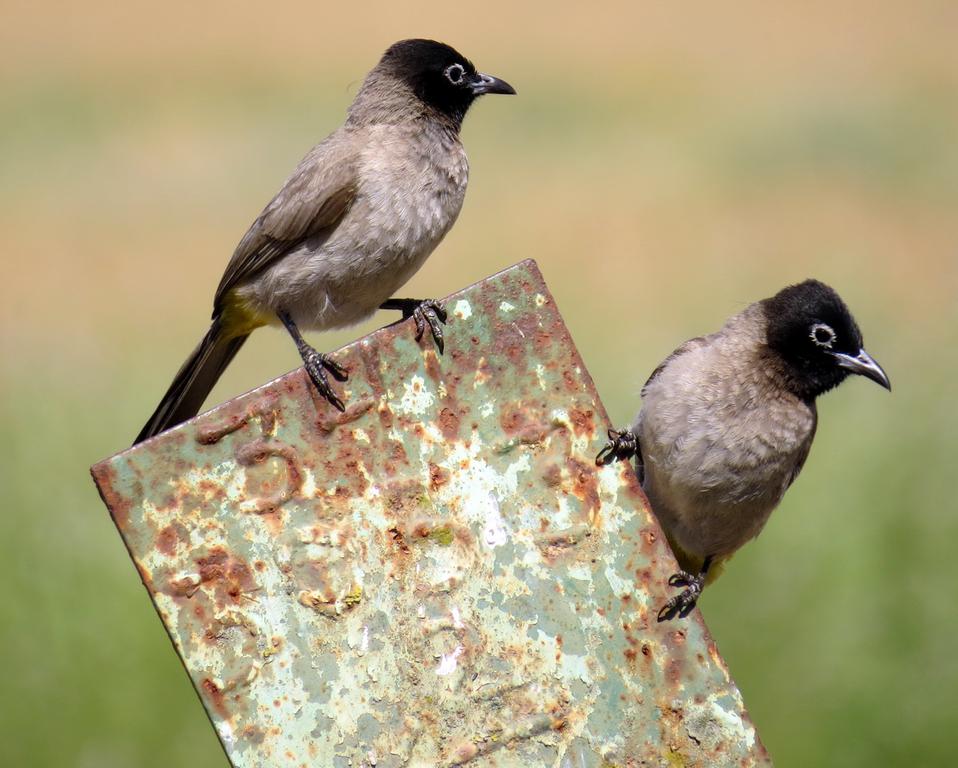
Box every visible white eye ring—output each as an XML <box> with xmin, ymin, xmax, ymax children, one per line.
<box><xmin>810</xmin><ymin>323</ymin><xmax>837</xmax><ymax>348</ymax></box>
<box><xmin>445</xmin><ymin>63</ymin><xmax>465</xmax><ymax>84</ymax></box>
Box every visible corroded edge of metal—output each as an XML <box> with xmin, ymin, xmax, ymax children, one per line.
<box><xmin>92</xmin><ymin>259</ymin><xmax>772</xmax><ymax>767</ymax></box>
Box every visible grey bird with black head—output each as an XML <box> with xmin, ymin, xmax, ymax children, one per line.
<box><xmin>596</xmin><ymin>279</ymin><xmax>890</xmax><ymax>621</ymax></box>
<box><xmin>135</xmin><ymin>39</ymin><xmax>515</xmax><ymax>445</ymax></box>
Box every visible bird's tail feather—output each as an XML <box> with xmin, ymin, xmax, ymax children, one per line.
<box><xmin>134</xmin><ymin>321</ymin><xmax>248</xmax><ymax>445</ymax></box>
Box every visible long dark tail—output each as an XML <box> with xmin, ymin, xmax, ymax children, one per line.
<box><xmin>134</xmin><ymin>320</ymin><xmax>248</xmax><ymax>445</ymax></box>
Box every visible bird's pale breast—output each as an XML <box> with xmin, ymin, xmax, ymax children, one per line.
<box><xmin>243</xmin><ymin>123</ymin><xmax>468</xmax><ymax>331</ymax></box>
<box><xmin>637</xmin><ymin>310</ymin><xmax>817</xmax><ymax>559</ymax></box>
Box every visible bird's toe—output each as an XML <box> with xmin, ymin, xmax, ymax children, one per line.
<box><xmin>595</xmin><ymin>428</ymin><xmax>638</xmax><ymax>466</ymax></box>
<box><xmin>304</xmin><ymin>354</ymin><xmax>346</xmax><ymax>412</ymax></box>
<box><xmin>320</xmin><ymin>353</ymin><xmax>349</xmax><ymax>382</ymax></box>
<box><xmin>412</xmin><ymin>299</ymin><xmax>447</xmax><ymax>354</ymax></box>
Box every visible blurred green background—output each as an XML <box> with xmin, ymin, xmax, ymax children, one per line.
<box><xmin>2</xmin><ymin>1</ymin><xmax>956</xmax><ymax>765</ymax></box>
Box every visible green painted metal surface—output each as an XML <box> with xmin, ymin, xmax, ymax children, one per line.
<box><xmin>92</xmin><ymin>260</ymin><xmax>771</xmax><ymax>767</ymax></box>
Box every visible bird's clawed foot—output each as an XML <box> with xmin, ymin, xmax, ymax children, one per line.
<box><xmin>279</xmin><ymin>310</ymin><xmax>348</xmax><ymax>412</ymax></box>
<box><xmin>595</xmin><ymin>428</ymin><xmax>638</xmax><ymax>466</ymax></box>
<box><xmin>657</xmin><ymin>555</ymin><xmax>713</xmax><ymax>622</ymax></box>
<box><xmin>302</xmin><ymin>350</ymin><xmax>348</xmax><ymax>412</ymax></box>
<box><xmin>657</xmin><ymin>571</ymin><xmax>705</xmax><ymax>622</ymax></box>
<box><xmin>381</xmin><ymin>298</ymin><xmax>448</xmax><ymax>354</ymax></box>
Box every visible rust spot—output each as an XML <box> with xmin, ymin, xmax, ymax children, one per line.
<box><xmin>168</xmin><ymin>575</ymin><xmax>200</xmax><ymax>598</ymax></box>
<box><xmin>635</xmin><ymin>566</ymin><xmax>654</xmax><ymax>588</ymax></box>
<box><xmin>473</xmin><ymin>355</ymin><xmax>493</xmax><ymax>385</ymax></box>
<box><xmin>314</xmin><ymin>397</ymin><xmax>374</xmax><ymax>434</ymax></box>
<box><xmin>201</xmin><ymin>678</ymin><xmax>229</xmax><ymax>719</ymax></box>
<box><xmin>388</xmin><ymin>527</ymin><xmax>410</xmax><ymax>553</ymax></box>
<box><xmin>428</xmin><ymin>463</ymin><xmax>450</xmax><ymax>491</ymax></box>
<box><xmin>198</xmin><ymin>479</ymin><xmax>224</xmax><ymax>500</ymax></box>
<box><xmin>384</xmin><ymin>480</ymin><xmax>429</xmax><ymax>516</ymax></box>
<box><xmin>499</xmin><ymin>408</ymin><xmax>524</xmax><ymax>434</ymax></box>
<box><xmin>91</xmin><ymin>464</ymin><xmax>132</xmax><ymax>530</ymax></box>
<box><xmin>566</xmin><ymin>457</ymin><xmax>601</xmax><ymax>522</ymax></box>
<box><xmin>540</xmin><ymin>462</ymin><xmax>563</xmax><ymax>487</ymax></box>
<box><xmin>423</xmin><ymin>349</ymin><xmax>442</xmax><ymax>381</ymax></box>
<box><xmin>327</xmin><ymin>442</ymin><xmax>369</xmax><ymax>497</ymax></box>
<box><xmin>196</xmin><ymin>549</ymin><xmax>256</xmax><ymax>605</ymax></box>
<box><xmin>533</xmin><ymin>327</ymin><xmax>552</xmax><ymax>352</ymax></box>
<box><xmin>454</xmin><ymin>526</ymin><xmax>473</xmax><ymax>547</ymax></box>
<box><xmin>376</xmin><ymin>402</ymin><xmax>394</xmax><ymax>430</ymax></box>
<box><xmin>438</xmin><ymin>407</ymin><xmax>461</xmax><ymax>440</ymax></box>
<box><xmin>389</xmin><ymin>440</ymin><xmax>407</xmax><ymax>467</ymax></box>
<box><xmin>503</xmin><ymin>338</ymin><xmax>524</xmax><ymax>366</ymax></box>
<box><xmin>666</xmin><ymin>658</ymin><xmax>683</xmax><ymax>687</ymax></box>
<box><xmin>568</xmin><ymin>406</ymin><xmax>594</xmax><ymax>437</ymax></box>
<box><xmin>516</xmin><ymin>423</ymin><xmax>551</xmax><ymax>445</ymax></box>
<box><xmin>226</xmin><ymin>561</ymin><xmax>254</xmax><ymax>600</ymax></box>
<box><xmin>198</xmin><ymin>549</ymin><xmax>229</xmax><ymax>583</ymax></box>
<box><xmin>156</xmin><ymin>525</ymin><xmax>179</xmax><ymax>556</ymax></box>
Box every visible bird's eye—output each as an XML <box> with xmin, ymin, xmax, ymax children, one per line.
<box><xmin>810</xmin><ymin>323</ymin><xmax>837</xmax><ymax>349</ymax></box>
<box><xmin>444</xmin><ymin>64</ymin><xmax>465</xmax><ymax>84</ymax></box>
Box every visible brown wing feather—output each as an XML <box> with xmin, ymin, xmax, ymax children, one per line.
<box><xmin>213</xmin><ymin>133</ymin><xmax>359</xmax><ymax>314</ymax></box>
<box><xmin>641</xmin><ymin>335</ymin><xmax>710</xmax><ymax>394</ymax></box>
<box><xmin>634</xmin><ymin>335</ymin><xmax>711</xmax><ymax>485</ymax></box>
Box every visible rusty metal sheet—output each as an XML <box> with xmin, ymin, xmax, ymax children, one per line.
<box><xmin>92</xmin><ymin>260</ymin><xmax>771</xmax><ymax>767</ymax></box>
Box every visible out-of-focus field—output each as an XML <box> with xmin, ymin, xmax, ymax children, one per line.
<box><xmin>2</xmin><ymin>2</ymin><xmax>956</xmax><ymax>765</ymax></box>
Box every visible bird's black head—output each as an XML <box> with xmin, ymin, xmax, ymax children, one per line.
<box><xmin>377</xmin><ymin>39</ymin><xmax>515</xmax><ymax>127</ymax></box>
<box><xmin>762</xmin><ymin>279</ymin><xmax>891</xmax><ymax>400</ymax></box>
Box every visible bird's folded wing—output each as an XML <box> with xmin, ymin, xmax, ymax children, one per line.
<box><xmin>641</xmin><ymin>335</ymin><xmax>710</xmax><ymax>393</ymax></box>
<box><xmin>213</xmin><ymin>132</ymin><xmax>360</xmax><ymax>313</ymax></box>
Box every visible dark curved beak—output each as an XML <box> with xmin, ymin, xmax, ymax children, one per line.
<box><xmin>470</xmin><ymin>72</ymin><xmax>516</xmax><ymax>96</ymax></box>
<box><xmin>832</xmin><ymin>348</ymin><xmax>891</xmax><ymax>391</ymax></box>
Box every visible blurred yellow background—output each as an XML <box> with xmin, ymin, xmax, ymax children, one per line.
<box><xmin>2</xmin><ymin>1</ymin><xmax>956</xmax><ymax>765</ymax></box>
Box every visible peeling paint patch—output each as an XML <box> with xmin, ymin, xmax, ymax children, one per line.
<box><xmin>436</xmin><ymin>645</ymin><xmax>464</xmax><ymax>675</ymax></box>
<box><xmin>480</xmin><ymin>494</ymin><xmax>509</xmax><ymax>548</ymax></box>
<box><xmin>398</xmin><ymin>375</ymin><xmax>435</xmax><ymax>415</ymax></box>
<box><xmin>453</xmin><ymin>299</ymin><xmax>472</xmax><ymax>320</ymax></box>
